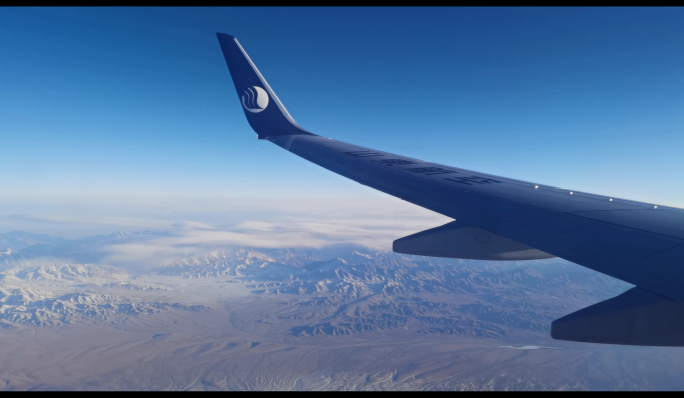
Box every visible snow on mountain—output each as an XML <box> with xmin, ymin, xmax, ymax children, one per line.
<box><xmin>0</xmin><ymin>287</ymin><xmax>208</xmax><ymax>327</ymax></box>
<box><xmin>2</xmin><ymin>263</ymin><xmax>128</xmax><ymax>283</ymax></box>
<box><xmin>158</xmin><ymin>248</ymin><xmax>299</xmax><ymax>279</ymax></box>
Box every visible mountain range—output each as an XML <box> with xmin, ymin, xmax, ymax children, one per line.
<box><xmin>4</xmin><ymin>230</ymin><xmax>683</xmax><ymax>391</ymax></box>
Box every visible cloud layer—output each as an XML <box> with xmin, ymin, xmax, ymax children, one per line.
<box><xmin>103</xmin><ymin>202</ymin><xmax>451</xmax><ymax>265</ymax></box>
<box><xmin>0</xmin><ymin>195</ymin><xmax>451</xmax><ymax>265</ymax></box>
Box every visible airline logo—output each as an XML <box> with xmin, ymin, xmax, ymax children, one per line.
<box><xmin>241</xmin><ymin>86</ymin><xmax>269</xmax><ymax>113</ymax></box>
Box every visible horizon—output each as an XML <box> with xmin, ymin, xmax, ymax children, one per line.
<box><xmin>2</xmin><ymin>7</ymin><xmax>683</xmax><ymax>246</ymax></box>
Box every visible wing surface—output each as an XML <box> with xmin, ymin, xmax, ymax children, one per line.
<box><xmin>217</xmin><ymin>33</ymin><xmax>684</xmax><ymax>303</ymax></box>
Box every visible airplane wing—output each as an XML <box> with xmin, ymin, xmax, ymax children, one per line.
<box><xmin>216</xmin><ymin>33</ymin><xmax>684</xmax><ymax>346</ymax></box>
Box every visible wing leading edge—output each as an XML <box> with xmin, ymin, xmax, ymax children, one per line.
<box><xmin>217</xmin><ymin>33</ymin><xmax>684</xmax><ymax>345</ymax></box>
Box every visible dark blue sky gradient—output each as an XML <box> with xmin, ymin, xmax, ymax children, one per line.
<box><xmin>1</xmin><ymin>7</ymin><xmax>683</xmax><ymax>208</ymax></box>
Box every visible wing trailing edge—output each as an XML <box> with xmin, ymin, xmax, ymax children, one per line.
<box><xmin>552</xmin><ymin>287</ymin><xmax>684</xmax><ymax>346</ymax></box>
<box><xmin>393</xmin><ymin>221</ymin><xmax>555</xmax><ymax>260</ymax></box>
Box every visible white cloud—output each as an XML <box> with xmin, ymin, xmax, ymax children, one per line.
<box><xmin>0</xmin><ymin>194</ymin><xmax>452</xmax><ymax>265</ymax></box>
<box><xmin>103</xmin><ymin>201</ymin><xmax>451</xmax><ymax>265</ymax></box>
<box><xmin>170</xmin><ymin>221</ymin><xmax>217</xmax><ymax>230</ymax></box>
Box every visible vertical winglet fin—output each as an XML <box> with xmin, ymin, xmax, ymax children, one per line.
<box><xmin>216</xmin><ymin>33</ymin><xmax>314</xmax><ymax>138</ymax></box>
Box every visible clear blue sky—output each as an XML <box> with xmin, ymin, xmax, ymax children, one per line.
<box><xmin>1</xmin><ymin>7</ymin><xmax>683</xmax><ymax>235</ymax></box>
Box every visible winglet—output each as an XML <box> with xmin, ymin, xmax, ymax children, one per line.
<box><xmin>216</xmin><ymin>33</ymin><xmax>314</xmax><ymax>138</ymax></box>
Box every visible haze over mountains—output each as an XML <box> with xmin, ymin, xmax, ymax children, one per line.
<box><xmin>2</xmin><ymin>230</ymin><xmax>684</xmax><ymax>390</ymax></box>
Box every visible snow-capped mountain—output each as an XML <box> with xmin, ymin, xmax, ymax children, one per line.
<box><xmin>0</xmin><ymin>230</ymin><xmax>646</xmax><ymax>391</ymax></box>
<box><xmin>4</xmin><ymin>263</ymin><xmax>127</xmax><ymax>283</ymax></box>
<box><xmin>0</xmin><ymin>287</ymin><xmax>208</xmax><ymax>327</ymax></box>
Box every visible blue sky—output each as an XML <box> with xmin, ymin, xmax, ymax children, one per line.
<box><xmin>1</xmin><ymin>7</ymin><xmax>683</xmax><ymax>238</ymax></box>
